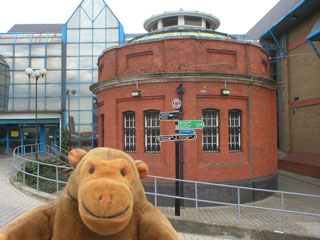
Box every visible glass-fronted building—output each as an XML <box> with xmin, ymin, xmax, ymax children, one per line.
<box><xmin>0</xmin><ymin>0</ymin><xmax>124</xmax><ymax>154</ymax></box>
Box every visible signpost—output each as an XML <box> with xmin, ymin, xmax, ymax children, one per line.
<box><xmin>158</xmin><ymin>134</ymin><xmax>197</xmax><ymax>142</ymax></box>
<box><xmin>158</xmin><ymin>99</ymin><xmax>205</xmax><ymax>217</ymax></box>
<box><xmin>159</xmin><ymin>111</ymin><xmax>179</xmax><ymax>121</ymax></box>
<box><xmin>178</xmin><ymin>130</ymin><xmax>196</xmax><ymax>135</ymax></box>
<box><xmin>178</xmin><ymin>120</ymin><xmax>205</xmax><ymax>130</ymax></box>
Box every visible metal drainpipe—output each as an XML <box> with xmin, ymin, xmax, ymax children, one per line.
<box><xmin>176</xmin><ymin>83</ymin><xmax>185</xmax><ymax>202</ymax></box>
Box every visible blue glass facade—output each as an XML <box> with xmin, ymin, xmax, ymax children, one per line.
<box><xmin>0</xmin><ymin>0</ymin><xmax>124</xmax><ymax>154</ymax></box>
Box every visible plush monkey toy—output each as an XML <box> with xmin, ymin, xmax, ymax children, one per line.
<box><xmin>0</xmin><ymin>147</ymin><xmax>179</xmax><ymax>240</ymax></box>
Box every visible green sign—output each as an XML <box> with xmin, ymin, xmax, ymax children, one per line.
<box><xmin>178</xmin><ymin>120</ymin><xmax>205</xmax><ymax>130</ymax></box>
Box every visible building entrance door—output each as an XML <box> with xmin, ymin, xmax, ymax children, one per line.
<box><xmin>44</xmin><ymin>126</ymin><xmax>59</xmax><ymax>147</ymax></box>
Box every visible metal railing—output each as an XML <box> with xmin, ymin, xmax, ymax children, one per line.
<box><xmin>13</xmin><ymin>144</ymin><xmax>73</xmax><ymax>194</ymax></box>
<box><xmin>12</xmin><ymin>144</ymin><xmax>320</xmax><ymax>234</ymax></box>
<box><xmin>144</xmin><ymin>175</ymin><xmax>320</xmax><ymax>233</ymax></box>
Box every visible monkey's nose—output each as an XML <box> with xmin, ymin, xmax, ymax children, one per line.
<box><xmin>99</xmin><ymin>194</ymin><xmax>112</xmax><ymax>209</ymax></box>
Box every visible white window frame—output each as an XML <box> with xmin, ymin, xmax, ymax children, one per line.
<box><xmin>123</xmin><ymin>111</ymin><xmax>135</xmax><ymax>152</ymax></box>
<box><xmin>144</xmin><ymin>110</ymin><xmax>160</xmax><ymax>153</ymax></box>
<box><xmin>202</xmin><ymin>109</ymin><xmax>219</xmax><ymax>153</ymax></box>
<box><xmin>229</xmin><ymin>109</ymin><xmax>241</xmax><ymax>152</ymax></box>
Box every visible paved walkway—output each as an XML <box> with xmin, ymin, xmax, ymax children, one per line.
<box><xmin>0</xmin><ymin>158</ymin><xmax>232</xmax><ymax>240</ymax></box>
<box><xmin>1</xmin><ymin>156</ymin><xmax>319</xmax><ymax>239</ymax></box>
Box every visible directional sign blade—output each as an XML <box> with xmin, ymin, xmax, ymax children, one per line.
<box><xmin>159</xmin><ymin>111</ymin><xmax>179</xmax><ymax>121</ymax></box>
<box><xmin>178</xmin><ymin>134</ymin><xmax>197</xmax><ymax>141</ymax></box>
<box><xmin>179</xmin><ymin>130</ymin><xmax>196</xmax><ymax>135</ymax></box>
<box><xmin>158</xmin><ymin>135</ymin><xmax>177</xmax><ymax>142</ymax></box>
<box><xmin>178</xmin><ymin>120</ymin><xmax>205</xmax><ymax>130</ymax></box>
<box><xmin>158</xmin><ymin>134</ymin><xmax>197</xmax><ymax>142</ymax></box>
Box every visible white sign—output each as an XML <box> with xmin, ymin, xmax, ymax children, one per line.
<box><xmin>172</xmin><ymin>99</ymin><xmax>182</xmax><ymax>109</ymax></box>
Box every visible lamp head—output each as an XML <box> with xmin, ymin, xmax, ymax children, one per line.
<box><xmin>39</xmin><ymin>68</ymin><xmax>47</xmax><ymax>77</ymax></box>
<box><xmin>25</xmin><ymin>68</ymin><xmax>33</xmax><ymax>76</ymax></box>
<box><xmin>33</xmin><ymin>70</ymin><xmax>41</xmax><ymax>78</ymax></box>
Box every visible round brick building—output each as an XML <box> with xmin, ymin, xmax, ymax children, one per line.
<box><xmin>91</xmin><ymin>10</ymin><xmax>278</xmax><ymax>202</ymax></box>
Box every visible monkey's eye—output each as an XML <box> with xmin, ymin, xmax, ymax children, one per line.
<box><xmin>89</xmin><ymin>167</ymin><xmax>95</xmax><ymax>174</ymax></box>
<box><xmin>120</xmin><ymin>169</ymin><xmax>126</xmax><ymax>177</ymax></box>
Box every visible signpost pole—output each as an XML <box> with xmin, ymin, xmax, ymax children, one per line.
<box><xmin>175</xmin><ymin>120</ymin><xmax>180</xmax><ymax>216</ymax></box>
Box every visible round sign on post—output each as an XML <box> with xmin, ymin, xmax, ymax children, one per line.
<box><xmin>172</xmin><ymin>99</ymin><xmax>182</xmax><ymax>109</ymax></box>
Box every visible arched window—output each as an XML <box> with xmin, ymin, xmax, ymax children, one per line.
<box><xmin>202</xmin><ymin>109</ymin><xmax>219</xmax><ymax>152</ymax></box>
<box><xmin>229</xmin><ymin>109</ymin><xmax>241</xmax><ymax>152</ymax></box>
<box><xmin>123</xmin><ymin>111</ymin><xmax>135</xmax><ymax>152</ymax></box>
<box><xmin>144</xmin><ymin>110</ymin><xmax>160</xmax><ymax>153</ymax></box>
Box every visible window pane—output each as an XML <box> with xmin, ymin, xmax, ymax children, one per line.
<box><xmin>229</xmin><ymin>110</ymin><xmax>241</xmax><ymax>152</ymax></box>
<box><xmin>13</xmin><ymin>98</ymin><xmax>29</xmax><ymax>111</ymax></box>
<box><xmin>67</xmin><ymin>8</ymin><xmax>80</xmax><ymax>28</ymax></box>
<box><xmin>79</xmin><ymin>97</ymin><xmax>92</xmax><ymax>110</ymax></box>
<box><xmin>80</xmin><ymin>125</ymin><xmax>92</xmax><ymax>138</ymax></box>
<box><xmin>47</xmin><ymin>57</ymin><xmax>61</xmax><ymax>69</ymax></box>
<box><xmin>31</xmin><ymin>58</ymin><xmax>45</xmax><ymax>69</ymax></box>
<box><xmin>144</xmin><ymin>110</ymin><xmax>160</xmax><ymax>153</ymax></box>
<box><xmin>14</xmin><ymin>71</ymin><xmax>29</xmax><ymax>84</ymax></box>
<box><xmin>202</xmin><ymin>109</ymin><xmax>219</xmax><ymax>153</ymax></box>
<box><xmin>47</xmin><ymin>44</ymin><xmax>61</xmax><ymax>56</ymax></box>
<box><xmin>106</xmin><ymin>7</ymin><xmax>119</xmax><ymax>27</ymax></box>
<box><xmin>80</xmin><ymin>84</ymin><xmax>92</xmax><ymax>96</ymax></box>
<box><xmin>67</xmin><ymin>57</ymin><xmax>79</xmax><ymax>69</ymax></box>
<box><xmin>46</xmin><ymin>84</ymin><xmax>61</xmax><ymax>97</ymax></box>
<box><xmin>80</xmin><ymin>30</ymin><xmax>92</xmax><ymax>43</ymax></box>
<box><xmin>46</xmin><ymin>70</ymin><xmax>62</xmax><ymax>83</ymax></box>
<box><xmin>93</xmin><ymin>29</ymin><xmax>105</xmax><ymax>42</ymax></box>
<box><xmin>14</xmin><ymin>45</ymin><xmax>29</xmax><ymax>57</ymax></box>
<box><xmin>67</xmin><ymin>70</ymin><xmax>79</xmax><ymax>83</ymax></box>
<box><xmin>0</xmin><ymin>45</ymin><xmax>13</xmax><ymax>57</ymax></box>
<box><xmin>31</xmin><ymin>44</ymin><xmax>45</xmax><ymax>56</ymax></box>
<box><xmin>80</xmin><ymin>70</ymin><xmax>92</xmax><ymax>83</ymax></box>
<box><xmin>80</xmin><ymin>57</ymin><xmax>92</xmax><ymax>69</ymax></box>
<box><xmin>14</xmin><ymin>58</ymin><xmax>29</xmax><ymax>70</ymax></box>
<box><xmin>93</xmin><ymin>43</ymin><xmax>105</xmax><ymax>55</ymax></box>
<box><xmin>13</xmin><ymin>84</ymin><xmax>28</xmax><ymax>97</ymax></box>
<box><xmin>185</xmin><ymin>16</ymin><xmax>202</xmax><ymax>26</ymax></box>
<box><xmin>80</xmin><ymin>43</ymin><xmax>92</xmax><ymax>56</ymax></box>
<box><xmin>79</xmin><ymin>111</ymin><xmax>92</xmax><ymax>124</ymax></box>
<box><xmin>106</xmin><ymin>29</ymin><xmax>119</xmax><ymax>42</ymax></box>
<box><xmin>124</xmin><ymin>111</ymin><xmax>135</xmax><ymax>152</ymax></box>
<box><xmin>93</xmin><ymin>9</ymin><xmax>105</xmax><ymax>28</ymax></box>
<box><xmin>68</xmin><ymin>111</ymin><xmax>79</xmax><ymax>125</ymax></box>
<box><xmin>163</xmin><ymin>16</ymin><xmax>178</xmax><ymax>27</ymax></box>
<box><xmin>46</xmin><ymin>98</ymin><xmax>61</xmax><ymax>110</ymax></box>
<box><xmin>67</xmin><ymin>44</ymin><xmax>79</xmax><ymax>56</ymax></box>
<box><xmin>67</xmin><ymin>30</ymin><xmax>79</xmax><ymax>42</ymax></box>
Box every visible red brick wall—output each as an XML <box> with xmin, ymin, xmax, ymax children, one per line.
<box><xmin>98</xmin><ymin>39</ymin><xmax>270</xmax><ymax>80</ymax></box>
<box><xmin>97</xmin><ymin>38</ymin><xmax>277</xmax><ymax>182</ymax></box>
<box><xmin>97</xmin><ymin>81</ymin><xmax>277</xmax><ymax>182</ymax></box>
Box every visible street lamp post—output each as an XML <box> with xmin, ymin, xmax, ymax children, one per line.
<box><xmin>25</xmin><ymin>68</ymin><xmax>47</xmax><ymax>158</ymax></box>
<box><xmin>66</xmin><ymin>89</ymin><xmax>76</xmax><ymax>150</ymax></box>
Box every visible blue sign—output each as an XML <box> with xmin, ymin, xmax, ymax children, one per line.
<box><xmin>178</xmin><ymin>130</ymin><xmax>196</xmax><ymax>135</ymax></box>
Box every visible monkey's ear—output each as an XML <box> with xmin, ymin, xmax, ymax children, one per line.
<box><xmin>135</xmin><ymin>160</ymin><xmax>149</xmax><ymax>179</ymax></box>
<box><xmin>68</xmin><ymin>149</ymin><xmax>87</xmax><ymax>168</ymax></box>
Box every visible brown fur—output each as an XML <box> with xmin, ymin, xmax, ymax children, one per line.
<box><xmin>0</xmin><ymin>147</ymin><xmax>179</xmax><ymax>240</ymax></box>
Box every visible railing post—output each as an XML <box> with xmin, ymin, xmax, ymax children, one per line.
<box><xmin>154</xmin><ymin>177</ymin><xmax>157</xmax><ymax>207</ymax></box>
<box><xmin>237</xmin><ymin>187</ymin><xmax>241</xmax><ymax>224</ymax></box>
<box><xmin>281</xmin><ymin>192</ymin><xmax>285</xmax><ymax>232</ymax></box>
<box><xmin>23</xmin><ymin>158</ymin><xmax>26</xmax><ymax>185</ymax></box>
<box><xmin>195</xmin><ymin>182</ymin><xmax>198</xmax><ymax>220</ymax></box>
<box><xmin>56</xmin><ymin>166</ymin><xmax>59</xmax><ymax>195</ymax></box>
<box><xmin>37</xmin><ymin>162</ymin><xmax>40</xmax><ymax>191</ymax></box>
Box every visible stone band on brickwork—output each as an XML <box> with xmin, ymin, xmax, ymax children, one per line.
<box><xmin>90</xmin><ymin>72</ymin><xmax>278</xmax><ymax>95</ymax></box>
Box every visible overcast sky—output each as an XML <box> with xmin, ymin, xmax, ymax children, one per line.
<box><xmin>0</xmin><ymin>0</ymin><xmax>279</xmax><ymax>35</ymax></box>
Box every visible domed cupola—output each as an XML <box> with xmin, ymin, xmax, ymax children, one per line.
<box><xmin>143</xmin><ymin>9</ymin><xmax>220</xmax><ymax>32</ymax></box>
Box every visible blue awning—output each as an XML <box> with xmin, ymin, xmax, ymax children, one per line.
<box><xmin>0</xmin><ymin>118</ymin><xmax>59</xmax><ymax>124</ymax></box>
